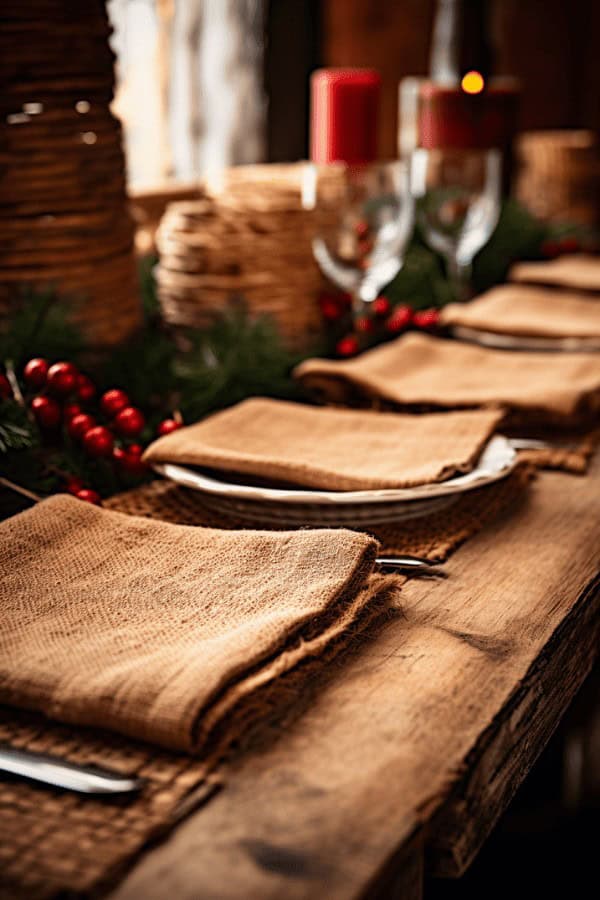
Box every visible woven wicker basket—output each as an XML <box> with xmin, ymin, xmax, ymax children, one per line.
<box><xmin>515</xmin><ymin>130</ymin><xmax>600</xmax><ymax>225</ymax></box>
<box><xmin>155</xmin><ymin>164</ymin><xmax>337</xmax><ymax>350</ymax></box>
<box><xmin>0</xmin><ymin>0</ymin><xmax>142</xmax><ymax>347</ymax></box>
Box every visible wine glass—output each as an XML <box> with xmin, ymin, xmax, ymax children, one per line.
<box><xmin>411</xmin><ymin>147</ymin><xmax>501</xmax><ymax>300</ymax></box>
<box><xmin>301</xmin><ymin>161</ymin><xmax>414</xmax><ymax>321</ymax></box>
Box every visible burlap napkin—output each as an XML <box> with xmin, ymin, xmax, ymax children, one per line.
<box><xmin>294</xmin><ymin>333</ymin><xmax>600</xmax><ymax>428</ymax></box>
<box><xmin>143</xmin><ymin>398</ymin><xmax>503</xmax><ymax>491</ymax></box>
<box><xmin>0</xmin><ymin>495</ymin><xmax>392</xmax><ymax>755</ymax></box>
<box><xmin>441</xmin><ymin>284</ymin><xmax>600</xmax><ymax>339</ymax></box>
<box><xmin>510</xmin><ymin>254</ymin><xmax>600</xmax><ymax>293</ymax></box>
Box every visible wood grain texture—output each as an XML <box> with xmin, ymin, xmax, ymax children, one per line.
<box><xmin>111</xmin><ymin>455</ymin><xmax>600</xmax><ymax>900</ymax></box>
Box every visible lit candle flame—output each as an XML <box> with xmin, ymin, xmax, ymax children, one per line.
<box><xmin>461</xmin><ymin>71</ymin><xmax>485</xmax><ymax>94</ymax></box>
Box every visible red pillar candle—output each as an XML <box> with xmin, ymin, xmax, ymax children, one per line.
<box><xmin>310</xmin><ymin>68</ymin><xmax>381</xmax><ymax>165</ymax></box>
<box><xmin>417</xmin><ymin>77</ymin><xmax>520</xmax><ymax>151</ymax></box>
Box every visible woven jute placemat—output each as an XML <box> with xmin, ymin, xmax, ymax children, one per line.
<box><xmin>0</xmin><ymin>574</ymin><xmax>397</xmax><ymax>900</ymax></box>
<box><xmin>0</xmin><ymin>567</ymin><xmax>397</xmax><ymax>900</ymax></box>
<box><xmin>0</xmin><ymin>466</ymin><xmax>532</xmax><ymax>898</ymax></box>
<box><xmin>0</xmin><ymin>711</ymin><xmax>216</xmax><ymax>900</ymax></box>
<box><xmin>105</xmin><ymin>464</ymin><xmax>533</xmax><ymax>561</ymax></box>
<box><xmin>507</xmin><ymin>428</ymin><xmax>600</xmax><ymax>475</ymax></box>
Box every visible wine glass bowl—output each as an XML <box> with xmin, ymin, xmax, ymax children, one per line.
<box><xmin>411</xmin><ymin>147</ymin><xmax>501</xmax><ymax>299</ymax></box>
<box><xmin>302</xmin><ymin>161</ymin><xmax>414</xmax><ymax>318</ymax></box>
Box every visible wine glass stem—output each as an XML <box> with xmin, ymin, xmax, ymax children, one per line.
<box><xmin>352</xmin><ymin>291</ymin><xmax>367</xmax><ymax>321</ymax></box>
<box><xmin>353</xmin><ymin>280</ymin><xmax>378</xmax><ymax>321</ymax></box>
<box><xmin>447</xmin><ymin>255</ymin><xmax>472</xmax><ymax>301</ymax></box>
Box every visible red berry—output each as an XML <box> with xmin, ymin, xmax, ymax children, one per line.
<box><xmin>47</xmin><ymin>361</ymin><xmax>79</xmax><ymax>396</ymax></box>
<box><xmin>68</xmin><ymin>412</ymin><xmax>96</xmax><ymax>441</ymax></box>
<box><xmin>83</xmin><ymin>425</ymin><xmax>114</xmax><ymax>458</ymax></box>
<box><xmin>0</xmin><ymin>373</ymin><xmax>11</xmax><ymax>399</ymax></box>
<box><xmin>112</xmin><ymin>446</ymin><xmax>127</xmax><ymax>464</ymax></box>
<box><xmin>31</xmin><ymin>395</ymin><xmax>61</xmax><ymax>429</ymax></box>
<box><xmin>65</xmin><ymin>476</ymin><xmax>84</xmax><ymax>495</ymax></box>
<box><xmin>75</xmin><ymin>488</ymin><xmax>102</xmax><ymax>506</ymax></box>
<box><xmin>113</xmin><ymin>406</ymin><xmax>145</xmax><ymax>437</ymax></box>
<box><xmin>355</xmin><ymin>219</ymin><xmax>370</xmax><ymax>239</ymax></box>
<box><xmin>63</xmin><ymin>402</ymin><xmax>82</xmax><ymax>421</ymax></box>
<box><xmin>413</xmin><ymin>308</ymin><xmax>440</xmax><ymax>331</ymax></box>
<box><xmin>77</xmin><ymin>374</ymin><xmax>96</xmax><ymax>403</ymax></box>
<box><xmin>357</xmin><ymin>237</ymin><xmax>373</xmax><ymax>257</ymax></box>
<box><xmin>540</xmin><ymin>238</ymin><xmax>561</xmax><ymax>259</ymax></box>
<box><xmin>558</xmin><ymin>236</ymin><xmax>579</xmax><ymax>254</ymax></box>
<box><xmin>385</xmin><ymin>305</ymin><xmax>413</xmax><ymax>333</ymax></box>
<box><xmin>23</xmin><ymin>358</ymin><xmax>49</xmax><ymax>389</ymax></box>
<box><xmin>100</xmin><ymin>388</ymin><xmax>129</xmax><ymax>418</ymax></box>
<box><xmin>372</xmin><ymin>296</ymin><xmax>391</xmax><ymax>317</ymax></box>
<box><xmin>120</xmin><ymin>453</ymin><xmax>149</xmax><ymax>477</ymax></box>
<box><xmin>127</xmin><ymin>443</ymin><xmax>144</xmax><ymax>456</ymax></box>
<box><xmin>355</xmin><ymin>316</ymin><xmax>374</xmax><ymax>334</ymax></box>
<box><xmin>157</xmin><ymin>419</ymin><xmax>183</xmax><ymax>437</ymax></box>
<box><xmin>336</xmin><ymin>335</ymin><xmax>360</xmax><ymax>357</ymax></box>
<box><xmin>319</xmin><ymin>296</ymin><xmax>344</xmax><ymax>322</ymax></box>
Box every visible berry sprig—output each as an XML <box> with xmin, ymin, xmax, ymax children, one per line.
<box><xmin>540</xmin><ymin>235</ymin><xmax>581</xmax><ymax>259</ymax></box>
<box><xmin>328</xmin><ymin>292</ymin><xmax>441</xmax><ymax>358</ymax></box>
<box><xmin>14</xmin><ymin>357</ymin><xmax>185</xmax><ymax>505</ymax></box>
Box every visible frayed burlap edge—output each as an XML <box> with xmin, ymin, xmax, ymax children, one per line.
<box><xmin>513</xmin><ymin>428</ymin><xmax>600</xmax><ymax>474</ymax></box>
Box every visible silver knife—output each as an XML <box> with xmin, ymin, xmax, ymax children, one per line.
<box><xmin>0</xmin><ymin>745</ymin><xmax>144</xmax><ymax>795</ymax></box>
<box><xmin>376</xmin><ymin>554</ymin><xmax>441</xmax><ymax>570</ymax></box>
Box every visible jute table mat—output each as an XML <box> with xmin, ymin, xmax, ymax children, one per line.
<box><xmin>0</xmin><ymin>572</ymin><xmax>395</xmax><ymax>900</ymax></box>
<box><xmin>0</xmin><ymin>463</ymin><xmax>532</xmax><ymax>898</ymax></box>
<box><xmin>0</xmin><ymin>496</ymin><xmax>402</xmax><ymax>898</ymax></box>
<box><xmin>440</xmin><ymin>284</ymin><xmax>600</xmax><ymax>338</ymax></box>
<box><xmin>104</xmin><ymin>466</ymin><xmax>533</xmax><ymax>562</ymax></box>
<box><xmin>510</xmin><ymin>254</ymin><xmax>600</xmax><ymax>293</ymax></box>
<box><xmin>508</xmin><ymin>428</ymin><xmax>600</xmax><ymax>474</ymax></box>
<box><xmin>0</xmin><ymin>566</ymin><xmax>393</xmax><ymax>900</ymax></box>
<box><xmin>143</xmin><ymin>399</ymin><xmax>503</xmax><ymax>492</ymax></box>
<box><xmin>294</xmin><ymin>333</ymin><xmax>600</xmax><ymax>430</ymax></box>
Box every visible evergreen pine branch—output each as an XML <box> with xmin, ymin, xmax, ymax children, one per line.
<box><xmin>0</xmin><ymin>401</ymin><xmax>36</xmax><ymax>454</ymax></box>
<box><xmin>175</xmin><ymin>301</ymin><xmax>306</xmax><ymax>422</ymax></box>
<box><xmin>0</xmin><ymin>287</ymin><xmax>83</xmax><ymax>366</ymax></box>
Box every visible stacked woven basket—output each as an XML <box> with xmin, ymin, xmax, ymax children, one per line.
<box><xmin>0</xmin><ymin>0</ymin><xmax>141</xmax><ymax>346</ymax></box>
<box><xmin>156</xmin><ymin>164</ymin><xmax>335</xmax><ymax>350</ymax></box>
<box><xmin>515</xmin><ymin>130</ymin><xmax>600</xmax><ymax>226</ymax></box>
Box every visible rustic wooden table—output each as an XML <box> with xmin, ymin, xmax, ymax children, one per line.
<box><xmin>111</xmin><ymin>455</ymin><xmax>600</xmax><ymax>900</ymax></box>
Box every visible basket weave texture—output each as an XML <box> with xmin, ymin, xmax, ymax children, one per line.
<box><xmin>515</xmin><ymin>130</ymin><xmax>600</xmax><ymax>225</ymax></box>
<box><xmin>0</xmin><ymin>0</ymin><xmax>141</xmax><ymax>346</ymax></box>
<box><xmin>155</xmin><ymin>164</ymin><xmax>335</xmax><ymax>350</ymax></box>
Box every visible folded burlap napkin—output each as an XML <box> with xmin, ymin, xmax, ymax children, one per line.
<box><xmin>294</xmin><ymin>333</ymin><xmax>600</xmax><ymax>427</ymax></box>
<box><xmin>143</xmin><ymin>397</ymin><xmax>503</xmax><ymax>491</ymax></box>
<box><xmin>441</xmin><ymin>284</ymin><xmax>600</xmax><ymax>339</ymax></box>
<box><xmin>0</xmin><ymin>495</ymin><xmax>392</xmax><ymax>754</ymax></box>
<box><xmin>510</xmin><ymin>254</ymin><xmax>600</xmax><ymax>293</ymax></box>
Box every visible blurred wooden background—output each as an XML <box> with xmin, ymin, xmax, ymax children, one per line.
<box><xmin>267</xmin><ymin>0</ymin><xmax>600</xmax><ymax>161</ymax></box>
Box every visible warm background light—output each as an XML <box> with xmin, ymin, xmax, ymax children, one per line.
<box><xmin>461</xmin><ymin>70</ymin><xmax>485</xmax><ymax>94</ymax></box>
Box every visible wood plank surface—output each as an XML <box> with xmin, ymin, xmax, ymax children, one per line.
<box><xmin>112</xmin><ymin>455</ymin><xmax>600</xmax><ymax>900</ymax></box>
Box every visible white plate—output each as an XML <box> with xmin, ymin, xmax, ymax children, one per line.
<box><xmin>153</xmin><ymin>435</ymin><xmax>517</xmax><ymax>527</ymax></box>
<box><xmin>192</xmin><ymin>491</ymin><xmax>459</xmax><ymax>527</ymax></box>
<box><xmin>451</xmin><ymin>325</ymin><xmax>600</xmax><ymax>353</ymax></box>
